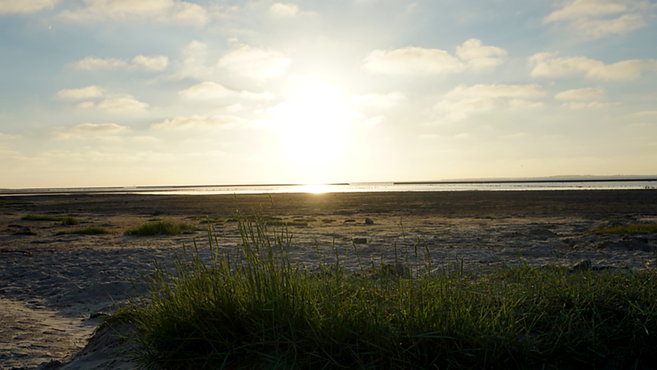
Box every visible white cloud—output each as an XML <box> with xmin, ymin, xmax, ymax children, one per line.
<box><xmin>179</xmin><ymin>81</ymin><xmax>274</xmax><ymax>101</ymax></box>
<box><xmin>561</xmin><ymin>101</ymin><xmax>611</xmax><ymax>109</ymax></box>
<box><xmin>131</xmin><ymin>55</ymin><xmax>169</xmax><ymax>71</ymax></box>
<box><xmin>364</xmin><ymin>46</ymin><xmax>464</xmax><ymax>76</ymax></box>
<box><xmin>529</xmin><ymin>52</ymin><xmax>657</xmax><ymax>80</ymax></box>
<box><xmin>151</xmin><ymin>115</ymin><xmax>235</xmax><ymax>130</ymax></box>
<box><xmin>74</xmin><ymin>56</ymin><xmax>128</xmax><ymax>70</ymax></box>
<box><xmin>55</xmin><ymin>122</ymin><xmax>129</xmax><ymax>139</ymax></box>
<box><xmin>364</xmin><ymin>39</ymin><xmax>506</xmax><ymax>76</ymax></box>
<box><xmin>179</xmin><ymin>81</ymin><xmax>233</xmax><ymax>100</ymax></box>
<box><xmin>629</xmin><ymin>110</ymin><xmax>657</xmax><ymax>119</ymax></box>
<box><xmin>352</xmin><ymin>92</ymin><xmax>407</xmax><ymax>109</ymax></box>
<box><xmin>545</xmin><ymin>0</ymin><xmax>627</xmax><ymax>22</ymax></box>
<box><xmin>436</xmin><ymin>84</ymin><xmax>545</xmax><ymax>121</ymax></box>
<box><xmin>445</xmin><ymin>84</ymin><xmax>545</xmax><ymax>99</ymax></box>
<box><xmin>74</xmin><ymin>55</ymin><xmax>169</xmax><ymax>71</ymax></box>
<box><xmin>456</xmin><ymin>38</ymin><xmax>507</xmax><ymax>70</ymax></box>
<box><xmin>544</xmin><ymin>0</ymin><xmax>653</xmax><ymax>39</ymax></box>
<box><xmin>77</xmin><ymin>101</ymin><xmax>96</xmax><ymax>109</ymax></box>
<box><xmin>270</xmin><ymin>3</ymin><xmax>299</xmax><ymax>17</ymax></box>
<box><xmin>59</xmin><ymin>0</ymin><xmax>208</xmax><ymax>25</ymax></box>
<box><xmin>0</xmin><ymin>132</ymin><xmax>20</xmax><ymax>140</ymax></box>
<box><xmin>173</xmin><ymin>40</ymin><xmax>211</xmax><ymax>79</ymax></box>
<box><xmin>80</xmin><ymin>96</ymin><xmax>149</xmax><ymax>113</ymax></box>
<box><xmin>56</xmin><ymin>85</ymin><xmax>105</xmax><ymax>100</ymax></box>
<box><xmin>217</xmin><ymin>44</ymin><xmax>291</xmax><ymax>80</ymax></box>
<box><xmin>555</xmin><ymin>87</ymin><xmax>605</xmax><ymax>101</ymax></box>
<box><xmin>0</xmin><ymin>0</ymin><xmax>57</xmax><ymax>14</ymax></box>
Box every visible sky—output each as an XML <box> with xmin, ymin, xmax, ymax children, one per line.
<box><xmin>1</xmin><ymin>0</ymin><xmax>657</xmax><ymax>188</ymax></box>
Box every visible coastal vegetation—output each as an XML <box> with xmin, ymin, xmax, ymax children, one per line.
<box><xmin>59</xmin><ymin>216</ymin><xmax>79</xmax><ymax>225</ymax></box>
<box><xmin>592</xmin><ymin>223</ymin><xmax>657</xmax><ymax>235</ymax></box>
<box><xmin>125</xmin><ymin>220</ymin><xmax>196</xmax><ymax>236</ymax></box>
<box><xmin>55</xmin><ymin>226</ymin><xmax>109</xmax><ymax>235</ymax></box>
<box><xmin>116</xmin><ymin>218</ymin><xmax>657</xmax><ymax>369</ymax></box>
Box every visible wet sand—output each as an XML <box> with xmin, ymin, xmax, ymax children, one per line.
<box><xmin>1</xmin><ymin>190</ymin><xmax>657</xmax><ymax>368</ymax></box>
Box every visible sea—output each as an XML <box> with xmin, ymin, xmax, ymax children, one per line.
<box><xmin>2</xmin><ymin>178</ymin><xmax>657</xmax><ymax>196</ymax></box>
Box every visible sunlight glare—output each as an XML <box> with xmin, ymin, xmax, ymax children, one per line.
<box><xmin>270</xmin><ymin>80</ymin><xmax>355</xmax><ymax>164</ymax></box>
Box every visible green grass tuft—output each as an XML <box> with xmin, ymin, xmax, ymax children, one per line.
<box><xmin>592</xmin><ymin>223</ymin><xmax>657</xmax><ymax>235</ymax></box>
<box><xmin>60</xmin><ymin>217</ymin><xmax>79</xmax><ymax>225</ymax></box>
<box><xmin>117</xmin><ymin>218</ymin><xmax>657</xmax><ymax>369</ymax></box>
<box><xmin>56</xmin><ymin>226</ymin><xmax>110</xmax><ymax>235</ymax></box>
<box><xmin>125</xmin><ymin>221</ymin><xmax>196</xmax><ymax>236</ymax></box>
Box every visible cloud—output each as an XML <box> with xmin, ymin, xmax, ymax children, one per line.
<box><xmin>59</xmin><ymin>0</ymin><xmax>208</xmax><ymax>25</ymax></box>
<box><xmin>555</xmin><ymin>87</ymin><xmax>605</xmax><ymax>101</ymax></box>
<box><xmin>131</xmin><ymin>55</ymin><xmax>169</xmax><ymax>71</ymax></box>
<box><xmin>217</xmin><ymin>44</ymin><xmax>291</xmax><ymax>80</ymax></box>
<box><xmin>0</xmin><ymin>0</ymin><xmax>57</xmax><ymax>14</ymax></box>
<box><xmin>150</xmin><ymin>115</ymin><xmax>236</xmax><ymax>130</ymax></box>
<box><xmin>0</xmin><ymin>132</ymin><xmax>20</xmax><ymax>140</ymax></box>
<box><xmin>544</xmin><ymin>0</ymin><xmax>653</xmax><ymax>39</ymax></box>
<box><xmin>172</xmin><ymin>40</ymin><xmax>211</xmax><ymax>79</ymax></box>
<box><xmin>79</xmin><ymin>96</ymin><xmax>149</xmax><ymax>113</ymax></box>
<box><xmin>55</xmin><ymin>122</ymin><xmax>129</xmax><ymax>139</ymax></box>
<box><xmin>364</xmin><ymin>39</ymin><xmax>506</xmax><ymax>76</ymax></box>
<box><xmin>629</xmin><ymin>111</ymin><xmax>657</xmax><ymax>119</ymax></box>
<box><xmin>73</xmin><ymin>55</ymin><xmax>169</xmax><ymax>71</ymax></box>
<box><xmin>445</xmin><ymin>84</ymin><xmax>545</xmax><ymax>99</ymax></box>
<box><xmin>364</xmin><ymin>47</ymin><xmax>464</xmax><ymax>76</ymax></box>
<box><xmin>179</xmin><ymin>81</ymin><xmax>274</xmax><ymax>101</ymax></box>
<box><xmin>351</xmin><ymin>92</ymin><xmax>407</xmax><ymax>109</ymax></box>
<box><xmin>455</xmin><ymin>38</ymin><xmax>507</xmax><ymax>70</ymax></box>
<box><xmin>56</xmin><ymin>85</ymin><xmax>105</xmax><ymax>100</ymax></box>
<box><xmin>436</xmin><ymin>84</ymin><xmax>545</xmax><ymax>121</ymax></box>
<box><xmin>270</xmin><ymin>3</ymin><xmax>299</xmax><ymax>17</ymax></box>
<box><xmin>529</xmin><ymin>52</ymin><xmax>657</xmax><ymax>80</ymax></box>
<box><xmin>554</xmin><ymin>87</ymin><xmax>610</xmax><ymax>110</ymax></box>
<box><xmin>74</xmin><ymin>56</ymin><xmax>128</xmax><ymax>70</ymax></box>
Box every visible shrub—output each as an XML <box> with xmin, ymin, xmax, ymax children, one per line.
<box><xmin>125</xmin><ymin>221</ymin><xmax>196</xmax><ymax>236</ymax></box>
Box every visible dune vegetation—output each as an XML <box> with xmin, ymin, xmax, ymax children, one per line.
<box><xmin>116</xmin><ymin>218</ymin><xmax>657</xmax><ymax>369</ymax></box>
<box><xmin>125</xmin><ymin>221</ymin><xmax>196</xmax><ymax>236</ymax></box>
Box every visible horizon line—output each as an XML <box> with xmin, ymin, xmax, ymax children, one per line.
<box><xmin>2</xmin><ymin>175</ymin><xmax>657</xmax><ymax>195</ymax></box>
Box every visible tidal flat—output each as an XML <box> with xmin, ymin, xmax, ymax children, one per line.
<box><xmin>1</xmin><ymin>190</ymin><xmax>657</xmax><ymax>368</ymax></box>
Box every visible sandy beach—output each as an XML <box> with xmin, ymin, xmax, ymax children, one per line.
<box><xmin>2</xmin><ymin>190</ymin><xmax>657</xmax><ymax>369</ymax></box>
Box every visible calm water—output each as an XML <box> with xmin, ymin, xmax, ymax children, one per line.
<box><xmin>2</xmin><ymin>179</ymin><xmax>657</xmax><ymax>196</ymax></box>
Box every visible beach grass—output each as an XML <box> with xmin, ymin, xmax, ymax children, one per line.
<box><xmin>125</xmin><ymin>220</ymin><xmax>196</xmax><ymax>236</ymax></box>
<box><xmin>55</xmin><ymin>226</ymin><xmax>109</xmax><ymax>235</ymax></box>
<box><xmin>60</xmin><ymin>216</ymin><xmax>79</xmax><ymax>225</ymax></box>
<box><xmin>592</xmin><ymin>223</ymin><xmax>657</xmax><ymax>235</ymax></box>
<box><xmin>118</xmin><ymin>218</ymin><xmax>657</xmax><ymax>369</ymax></box>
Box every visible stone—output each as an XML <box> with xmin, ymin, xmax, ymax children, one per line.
<box><xmin>570</xmin><ymin>259</ymin><xmax>592</xmax><ymax>272</ymax></box>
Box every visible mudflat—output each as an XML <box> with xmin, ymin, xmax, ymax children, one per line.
<box><xmin>1</xmin><ymin>190</ymin><xmax>657</xmax><ymax>368</ymax></box>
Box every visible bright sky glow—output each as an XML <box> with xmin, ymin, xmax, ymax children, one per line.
<box><xmin>1</xmin><ymin>0</ymin><xmax>656</xmax><ymax>188</ymax></box>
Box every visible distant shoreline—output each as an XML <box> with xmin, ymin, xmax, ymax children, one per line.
<box><xmin>1</xmin><ymin>177</ymin><xmax>657</xmax><ymax>196</ymax></box>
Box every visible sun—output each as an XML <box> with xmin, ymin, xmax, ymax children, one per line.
<box><xmin>269</xmin><ymin>80</ymin><xmax>355</xmax><ymax>165</ymax></box>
